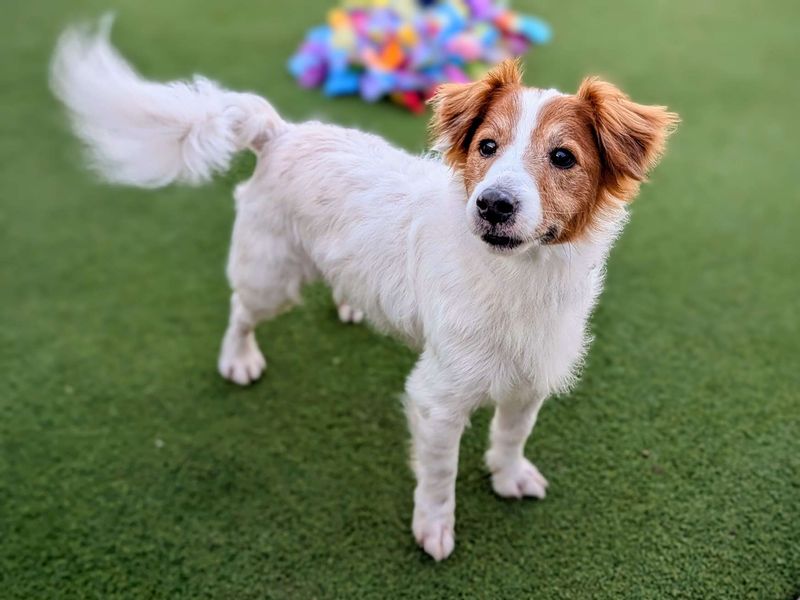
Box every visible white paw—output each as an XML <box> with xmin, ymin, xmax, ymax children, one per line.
<box><xmin>490</xmin><ymin>458</ymin><xmax>549</xmax><ymax>499</ymax></box>
<box><xmin>218</xmin><ymin>336</ymin><xmax>266</xmax><ymax>386</ymax></box>
<box><xmin>337</xmin><ymin>303</ymin><xmax>364</xmax><ymax>324</ymax></box>
<box><xmin>412</xmin><ymin>508</ymin><xmax>455</xmax><ymax>561</ymax></box>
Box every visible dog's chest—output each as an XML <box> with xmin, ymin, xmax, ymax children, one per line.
<box><xmin>442</xmin><ymin>255</ymin><xmax>604</xmax><ymax>398</ymax></box>
<box><xmin>510</xmin><ymin>277</ymin><xmax>597</xmax><ymax>390</ymax></box>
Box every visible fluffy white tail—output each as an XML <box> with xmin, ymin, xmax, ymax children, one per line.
<box><xmin>50</xmin><ymin>17</ymin><xmax>285</xmax><ymax>188</ymax></box>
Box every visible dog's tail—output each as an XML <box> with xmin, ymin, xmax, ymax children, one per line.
<box><xmin>49</xmin><ymin>16</ymin><xmax>285</xmax><ymax>188</ymax></box>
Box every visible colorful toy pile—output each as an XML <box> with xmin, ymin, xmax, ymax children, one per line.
<box><xmin>288</xmin><ymin>0</ymin><xmax>551</xmax><ymax>113</ymax></box>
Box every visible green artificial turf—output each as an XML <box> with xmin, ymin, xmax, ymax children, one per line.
<box><xmin>1</xmin><ymin>0</ymin><xmax>798</xmax><ymax>598</ymax></box>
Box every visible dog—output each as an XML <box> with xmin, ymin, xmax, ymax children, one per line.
<box><xmin>51</xmin><ymin>19</ymin><xmax>678</xmax><ymax>561</ymax></box>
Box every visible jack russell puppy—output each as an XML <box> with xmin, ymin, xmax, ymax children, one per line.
<box><xmin>51</xmin><ymin>20</ymin><xmax>678</xmax><ymax>561</ymax></box>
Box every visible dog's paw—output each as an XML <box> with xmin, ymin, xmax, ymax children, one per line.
<box><xmin>489</xmin><ymin>457</ymin><xmax>549</xmax><ymax>500</ymax></box>
<box><xmin>218</xmin><ymin>340</ymin><xmax>266</xmax><ymax>386</ymax></box>
<box><xmin>337</xmin><ymin>303</ymin><xmax>364</xmax><ymax>324</ymax></box>
<box><xmin>412</xmin><ymin>508</ymin><xmax>455</xmax><ymax>561</ymax></box>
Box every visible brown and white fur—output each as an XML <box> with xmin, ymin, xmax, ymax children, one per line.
<box><xmin>51</xmin><ymin>21</ymin><xmax>678</xmax><ymax>561</ymax></box>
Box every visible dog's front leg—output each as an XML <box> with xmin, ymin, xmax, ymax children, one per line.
<box><xmin>404</xmin><ymin>355</ymin><xmax>477</xmax><ymax>561</ymax></box>
<box><xmin>485</xmin><ymin>396</ymin><xmax>549</xmax><ymax>499</ymax></box>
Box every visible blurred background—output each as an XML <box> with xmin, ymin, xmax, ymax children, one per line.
<box><xmin>1</xmin><ymin>1</ymin><xmax>798</xmax><ymax>598</ymax></box>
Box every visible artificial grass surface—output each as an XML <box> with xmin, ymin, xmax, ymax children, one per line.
<box><xmin>1</xmin><ymin>0</ymin><xmax>798</xmax><ymax>597</ymax></box>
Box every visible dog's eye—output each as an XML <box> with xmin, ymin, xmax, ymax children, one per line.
<box><xmin>478</xmin><ymin>139</ymin><xmax>498</xmax><ymax>157</ymax></box>
<box><xmin>549</xmin><ymin>148</ymin><xmax>577</xmax><ymax>169</ymax></box>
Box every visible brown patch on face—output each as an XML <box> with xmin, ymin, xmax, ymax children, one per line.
<box><xmin>530</xmin><ymin>96</ymin><xmax>603</xmax><ymax>243</ymax></box>
<box><xmin>428</xmin><ymin>59</ymin><xmax>522</xmax><ymax>174</ymax></box>
<box><xmin>460</xmin><ymin>89</ymin><xmax>521</xmax><ymax>196</ymax></box>
<box><xmin>530</xmin><ymin>81</ymin><xmax>679</xmax><ymax>243</ymax></box>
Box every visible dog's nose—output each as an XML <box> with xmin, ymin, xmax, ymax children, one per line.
<box><xmin>476</xmin><ymin>190</ymin><xmax>516</xmax><ymax>224</ymax></box>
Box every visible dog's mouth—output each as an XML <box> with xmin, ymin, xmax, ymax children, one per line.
<box><xmin>536</xmin><ymin>225</ymin><xmax>560</xmax><ymax>245</ymax></box>
<box><xmin>481</xmin><ymin>233</ymin><xmax>523</xmax><ymax>250</ymax></box>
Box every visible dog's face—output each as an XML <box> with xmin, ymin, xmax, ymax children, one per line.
<box><xmin>430</xmin><ymin>60</ymin><xmax>678</xmax><ymax>254</ymax></box>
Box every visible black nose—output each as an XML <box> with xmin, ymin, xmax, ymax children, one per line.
<box><xmin>476</xmin><ymin>190</ymin><xmax>516</xmax><ymax>224</ymax></box>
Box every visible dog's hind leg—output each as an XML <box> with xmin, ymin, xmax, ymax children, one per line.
<box><xmin>334</xmin><ymin>297</ymin><xmax>364</xmax><ymax>324</ymax></box>
<box><xmin>218</xmin><ymin>206</ymin><xmax>313</xmax><ymax>385</ymax></box>
<box><xmin>218</xmin><ymin>259</ymin><xmax>311</xmax><ymax>385</ymax></box>
<box><xmin>218</xmin><ymin>292</ymin><xmax>269</xmax><ymax>385</ymax></box>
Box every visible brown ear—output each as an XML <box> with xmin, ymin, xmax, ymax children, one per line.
<box><xmin>429</xmin><ymin>59</ymin><xmax>523</xmax><ymax>168</ymax></box>
<box><xmin>578</xmin><ymin>77</ymin><xmax>679</xmax><ymax>200</ymax></box>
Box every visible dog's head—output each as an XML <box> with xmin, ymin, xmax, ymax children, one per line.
<box><xmin>429</xmin><ymin>60</ymin><xmax>679</xmax><ymax>254</ymax></box>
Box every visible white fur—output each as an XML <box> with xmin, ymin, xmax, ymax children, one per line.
<box><xmin>51</xmin><ymin>24</ymin><xmax>627</xmax><ymax>561</ymax></box>
<box><xmin>49</xmin><ymin>17</ymin><xmax>282</xmax><ymax>188</ymax></box>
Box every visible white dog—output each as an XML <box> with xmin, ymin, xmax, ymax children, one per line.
<box><xmin>51</xmin><ymin>20</ymin><xmax>677</xmax><ymax>560</ymax></box>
